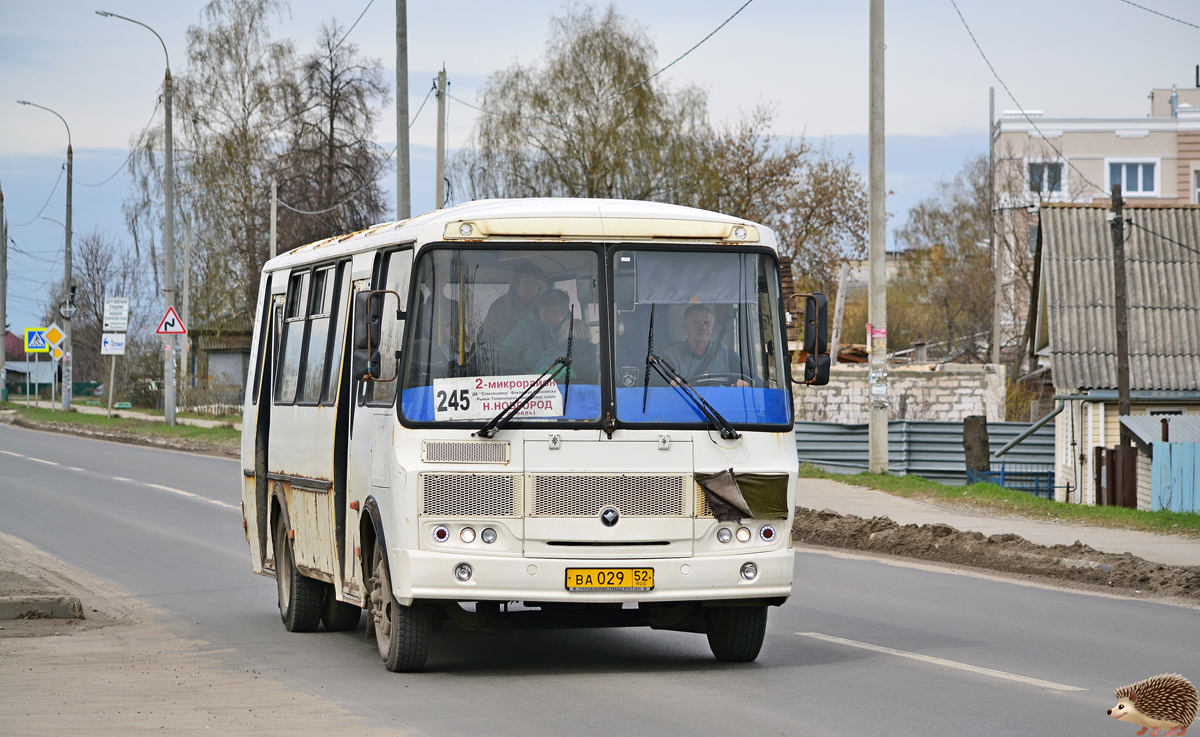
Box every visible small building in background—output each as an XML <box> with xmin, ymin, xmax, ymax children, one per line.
<box><xmin>1120</xmin><ymin>415</ymin><xmax>1200</xmax><ymax>511</ymax></box>
<box><xmin>1033</xmin><ymin>205</ymin><xmax>1200</xmax><ymax>505</ymax></box>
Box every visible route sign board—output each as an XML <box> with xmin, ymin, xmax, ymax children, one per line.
<box><xmin>24</xmin><ymin>328</ymin><xmax>50</xmax><ymax>353</ymax></box>
<box><xmin>101</xmin><ymin>333</ymin><xmax>127</xmax><ymax>356</ymax></box>
<box><xmin>103</xmin><ymin>297</ymin><xmax>130</xmax><ymax>332</ymax></box>
<box><xmin>44</xmin><ymin>323</ymin><xmax>64</xmax><ymax>347</ymax></box>
<box><xmin>155</xmin><ymin>306</ymin><xmax>187</xmax><ymax>335</ymax></box>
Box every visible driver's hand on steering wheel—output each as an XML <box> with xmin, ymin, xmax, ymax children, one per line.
<box><xmin>734</xmin><ymin>379</ymin><xmax>750</xmax><ymax>387</ymax></box>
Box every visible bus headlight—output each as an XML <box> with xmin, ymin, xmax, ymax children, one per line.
<box><xmin>454</xmin><ymin>563</ymin><xmax>473</xmax><ymax>582</ymax></box>
<box><xmin>716</xmin><ymin>528</ymin><xmax>732</xmax><ymax>544</ymax></box>
<box><xmin>480</xmin><ymin>527</ymin><xmax>497</xmax><ymax>544</ymax></box>
<box><xmin>735</xmin><ymin>527</ymin><xmax>752</xmax><ymax>543</ymax></box>
<box><xmin>433</xmin><ymin>525</ymin><xmax>450</xmax><ymax>543</ymax></box>
<box><xmin>759</xmin><ymin>525</ymin><xmax>776</xmax><ymax>542</ymax></box>
<box><xmin>740</xmin><ymin>562</ymin><xmax>758</xmax><ymax>581</ymax></box>
<box><xmin>460</xmin><ymin>527</ymin><xmax>476</xmax><ymax>543</ymax></box>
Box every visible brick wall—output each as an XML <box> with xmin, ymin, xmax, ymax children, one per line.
<box><xmin>793</xmin><ymin>363</ymin><xmax>1007</xmax><ymax>423</ymax></box>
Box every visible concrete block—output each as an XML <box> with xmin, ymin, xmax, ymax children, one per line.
<box><xmin>0</xmin><ymin>596</ymin><xmax>84</xmax><ymax>620</ymax></box>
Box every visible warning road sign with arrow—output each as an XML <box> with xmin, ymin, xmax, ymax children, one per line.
<box><xmin>155</xmin><ymin>306</ymin><xmax>188</xmax><ymax>335</ymax></box>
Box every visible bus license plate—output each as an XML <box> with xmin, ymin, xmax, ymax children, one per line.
<box><xmin>565</xmin><ymin>568</ymin><xmax>654</xmax><ymax>591</ymax></box>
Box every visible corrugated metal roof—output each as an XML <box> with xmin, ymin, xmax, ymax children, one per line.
<box><xmin>1120</xmin><ymin>415</ymin><xmax>1200</xmax><ymax>445</ymax></box>
<box><xmin>1040</xmin><ymin>205</ymin><xmax>1200</xmax><ymax>390</ymax></box>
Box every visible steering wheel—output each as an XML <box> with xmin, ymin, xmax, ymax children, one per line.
<box><xmin>687</xmin><ymin>372</ymin><xmax>756</xmax><ymax>388</ymax></box>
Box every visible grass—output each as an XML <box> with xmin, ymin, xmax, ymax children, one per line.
<box><xmin>119</xmin><ymin>406</ymin><xmax>243</xmax><ymax>423</ymax></box>
<box><xmin>1</xmin><ymin>402</ymin><xmax>240</xmax><ymax>446</ymax></box>
<box><xmin>799</xmin><ymin>462</ymin><xmax>1200</xmax><ymax>537</ymax></box>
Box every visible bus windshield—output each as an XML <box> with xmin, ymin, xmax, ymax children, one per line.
<box><xmin>400</xmin><ymin>247</ymin><xmax>602</xmax><ymax>423</ymax></box>
<box><xmin>612</xmin><ymin>249</ymin><xmax>790</xmax><ymax>427</ymax></box>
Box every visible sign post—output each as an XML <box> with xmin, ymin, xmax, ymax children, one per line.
<box><xmin>155</xmin><ymin>305</ymin><xmax>187</xmax><ymax>425</ymax></box>
<box><xmin>24</xmin><ymin>328</ymin><xmax>49</xmax><ymax>409</ymax></box>
<box><xmin>102</xmin><ymin>298</ymin><xmax>130</xmax><ymax>419</ymax></box>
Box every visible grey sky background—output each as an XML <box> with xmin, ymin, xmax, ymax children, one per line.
<box><xmin>3</xmin><ymin>0</ymin><xmax>1199</xmax><ymax>331</ymax></box>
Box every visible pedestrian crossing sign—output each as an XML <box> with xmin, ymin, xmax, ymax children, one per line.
<box><xmin>24</xmin><ymin>328</ymin><xmax>50</xmax><ymax>353</ymax></box>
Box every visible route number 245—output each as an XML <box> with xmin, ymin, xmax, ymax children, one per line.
<box><xmin>436</xmin><ymin>388</ymin><xmax>470</xmax><ymax>412</ymax></box>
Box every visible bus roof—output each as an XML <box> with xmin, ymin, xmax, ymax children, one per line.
<box><xmin>263</xmin><ymin>198</ymin><xmax>776</xmax><ymax>272</ymax></box>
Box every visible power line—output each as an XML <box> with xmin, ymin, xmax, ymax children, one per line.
<box><xmin>331</xmin><ymin>0</ymin><xmax>375</xmax><ymax>54</ymax></box>
<box><xmin>448</xmin><ymin>0</ymin><xmax>756</xmax><ymax>121</ymax></box>
<box><xmin>1128</xmin><ymin>220</ymin><xmax>1200</xmax><ymax>256</ymax></box>
<box><xmin>410</xmin><ymin>83</ymin><xmax>435</xmax><ymax>129</ymax></box>
<box><xmin>1114</xmin><ymin>0</ymin><xmax>1200</xmax><ymax>30</ymax></box>
<box><xmin>9</xmin><ymin>164</ymin><xmax>65</xmax><ymax>227</ymax></box>
<box><xmin>948</xmin><ymin>0</ymin><xmax>1108</xmax><ymax>198</ymax></box>
<box><xmin>73</xmin><ymin>97</ymin><xmax>162</xmax><ymax>188</ymax></box>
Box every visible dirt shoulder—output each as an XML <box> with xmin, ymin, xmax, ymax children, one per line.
<box><xmin>0</xmin><ymin>531</ymin><xmax>402</xmax><ymax>736</ymax></box>
<box><xmin>0</xmin><ymin>407</ymin><xmax>238</xmax><ymax>459</ymax></box>
<box><xmin>792</xmin><ymin>506</ymin><xmax>1200</xmax><ymax>605</ymax></box>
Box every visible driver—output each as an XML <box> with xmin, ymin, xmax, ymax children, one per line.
<box><xmin>659</xmin><ymin>304</ymin><xmax>750</xmax><ymax>387</ymax></box>
<box><xmin>478</xmin><ymin>260</ymin><xmax>543</xmax><ymax>346</ymax></box>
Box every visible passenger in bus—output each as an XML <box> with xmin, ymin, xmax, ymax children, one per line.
<box><xmin>659</xmin><ymin>303</ymin><xmax>751</xmax><ymax>386</ymax></box>
<box><xmin>503</xmin><ymin>289</ymin><xmax>589</xmax><ymax>372</ymax></box>
<box><xmin>478</xmin><ymin>260</ymin><xmax>544</xmax><ymax>346</ymax></box>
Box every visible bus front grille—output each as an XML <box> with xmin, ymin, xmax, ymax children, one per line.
<box><xmin>530</xmin><ymin>474</ymin><xmax>689</xmax><ymax>517</ymax></box>
<box><xmin>421</xmin><ymin>440</ymin><xmax>510</xmax><ymax>464</ymax></box>
<box><xmin>419</xmin><ymin>473</ymin><xmax>523</xmax><ymax>517</ymax></box>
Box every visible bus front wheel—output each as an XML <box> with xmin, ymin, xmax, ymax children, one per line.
<box><xmin>705</xmin><ymin>605</ymin><xmax>767</xmax><ymax>662</ymax></box>
<box><xmin>368</xmin><ymin>542</ymin><xmax>431</xmax><ymax>672</ymax></box>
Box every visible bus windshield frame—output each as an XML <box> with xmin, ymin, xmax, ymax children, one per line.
<box><xmin>396</xmin><ymin>242</ymin><xmax>793</xmax><ymax>432</ymax></box>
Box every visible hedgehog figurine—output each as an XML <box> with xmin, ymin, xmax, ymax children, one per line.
<box><xmin>1107</xmin><ymin>674</ymin><xmax>1198</xmax><ymax>736</ymax></box>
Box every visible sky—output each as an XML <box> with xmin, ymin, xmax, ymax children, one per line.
<box><xmin>3</xmin><ymin>0</ymin><xmax>1199</xmax><ymax>333</ymax></box>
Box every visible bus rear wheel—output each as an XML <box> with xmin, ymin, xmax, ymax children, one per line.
<box><xmin>275</xmin><ymin>517</ymin><xmax>324</xmax><ymax>632</ymax></box>
<box><xmin>705</xmin><ymin>605</ymin><xmax>768</xmax><ymax>663</ymax></box>
<box><xmin>368</xmin><ymin>542</ymin><xmax>431</xmax><ymax>672</ymax></box>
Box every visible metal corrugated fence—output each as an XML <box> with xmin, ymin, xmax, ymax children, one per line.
<box><xmin>795</xmin><ymin>420</ymin><xmax>1056</xmax><ymax>486</ymax></box>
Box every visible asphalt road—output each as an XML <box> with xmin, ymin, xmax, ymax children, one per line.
<box><xmin>2</xmin><ymin>422</ymin><xmax>1197</xmax><ymax>736</ymax></box>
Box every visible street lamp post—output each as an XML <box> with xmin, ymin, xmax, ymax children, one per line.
<box><xmin>97</xmin><ymin>10</ymin><xmax>176</xmax><ymax>425</ymax></box>
<box><xmin>16</xmin><ymin>100</ymin><xmax>74</xmax><ymax>411</ymax></box>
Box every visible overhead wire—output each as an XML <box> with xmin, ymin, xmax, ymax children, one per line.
<box><xmin>1114</xmin><ymin>0</ymin><xmax>1200</xmax><ymax>30</ymax></box>
<box><xmin>276</xmin><ymin>145</ymin><xmax>398</xmax><ymax>216</ymax></box>
<box><xmin>948</xmin><ymin>0</ymin><xmax>1108</xmax><ymax>198</ymax></box>
<box><xmin>447</xmin><ymin>0</ymin><xmax>756</xmax><ymax>121</ymax></box>
<box><xmin>72</xmin><ymin>97</ymin><xmax>162</xmax><ymax>188</ymax></box>
<box><xmin>9</xmin><ymin>164</ymin><xmax>66</xmax><ymax>227</ymax></box>
<box><xmin>1127</xmin><ymin>220</ymin><xmax>1200</xmax><ymax>256</ymax></box>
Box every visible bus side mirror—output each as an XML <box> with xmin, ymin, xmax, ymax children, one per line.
<box><xmin>804</xmin><ymin>354</ymin><xmax>830</xmax><ymax>385</ymax></box>
<box><xmin>804</xmin><ymin>293</ymin><xmax>828</xmax><ymax>356</ymax></box>
<box><xmin>353</xmin><ymin>291</ymin><xmax>383</xmax><ymax>381</ymax></box>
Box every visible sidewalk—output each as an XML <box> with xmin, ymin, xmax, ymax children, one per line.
<box><xmin>22</xmin><ymin>399</ymin><xmax>242</xmax><ymax>431</ymax></box>
<box><xmin>797</xmin><ymin>476</ymin><xmax>1200</xmax><ymax>568</ymax></box>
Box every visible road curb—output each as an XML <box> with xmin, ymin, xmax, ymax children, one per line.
<box><xmin>0</xmin><ymin>595</ymin><xmax>84</xmax><ymax>620</ymax></box>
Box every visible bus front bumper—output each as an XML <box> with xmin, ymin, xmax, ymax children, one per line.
<box><xmin>388</xmin><ymin>548</ymin><xmax>794</xmax><ymax>606</ymax></box>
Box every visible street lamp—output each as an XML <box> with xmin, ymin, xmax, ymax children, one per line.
<box><xmin>17</xmin><ymin>99</ymin><xmax>74</xmax><ymax>411</ymax></box>
<box><xmin>96</xmin><ymin>10</ymin><xmax>177</xmax><ymax>426</ymax></box>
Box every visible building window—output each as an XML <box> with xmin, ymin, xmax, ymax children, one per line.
<box><xmin>1028</xmin><ymin>162</ymin><xmax>1064</xmax><ymax>196</ymax></box>
<box><xmin>1195</xmin><ymin>170</ymin><xmax>1199</xmax><ymax>204</ymax></box>
<box><xmin>1109</xmin><ymin>161</ymin><xmax>1157</xmax><ymax>195</ymax></box>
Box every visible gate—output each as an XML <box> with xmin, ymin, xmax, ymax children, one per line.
<box><xmin>1093</xmin><ymin>446</ymin><xmax>1137</xmax><ymax>508</ymax></box>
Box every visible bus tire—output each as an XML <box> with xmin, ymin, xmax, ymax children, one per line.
<box><xmin>322</xmin><ymin>593</ymin><xmax>363</xmax><ymax>632</ymax></box>
<box><xmin>369</xmin><ymin>542</ymin><xmax>431</xmax><ymax>672</ymax></box>
<box><xmin>705</xmin><ymin>605</ymin><xmax>767</xmax><ymax>663</ymax></box>
<box><xmin>275</xmin><ymin>517</ymin><xmax>324</xmax><ymax>632</ymax></box>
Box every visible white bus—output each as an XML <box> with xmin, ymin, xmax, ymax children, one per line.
<box><xmin>240</xmin><ymin>198</ymin><xmax>829</xmax><ymax>672</ymax></box>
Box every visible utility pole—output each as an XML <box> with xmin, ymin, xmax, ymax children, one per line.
<box><xmin>269</xmin><ymin>179</ymin><xmax>278</xmax><ymax>259</ymax></box>
<box><xmin>395</xmin><ymin>0</ymin><xmax>411</xmax><ymax>220</ymax></box>
<box><xmin>435</xmin><ymin>68</ymin><xmax>447</xmax><ymax>210</ymax></box>
<box><xmin>990</xmin><ymin>87</ymin><xmax>1002</xmax><ymax>367</ymax></box>
<box><xmin>867</xmin><ymin>0</ymin><xmax>888</xmax><ymax>474</ymax></box>
<box><xmin>182</xmin><ymin>218</ymin><xmax>191</xmax><ymax>392</ymax></box>
<box><xmin>1111</xmin><ymin>184</ymin><xmax>1131</xmax><ymax>446</ymax></box>
<box><xmin>163</xmin><ymin>64</ymin><xmax>177</xmax><ymax>426</ymax></box>
<box><xmin>0</xmin><ymin>183</ymin><xmax>6</xmax><ymax>404</ymax></box>
<box><xmin>63</xmin><ymin>139</ymin><xmax>73</xmax><ymax>411</ymax></box>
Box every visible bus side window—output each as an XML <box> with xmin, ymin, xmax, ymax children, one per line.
<box><xmin>276</xmin><ymin>271</ymin><xmax>309</xmax><ymax>404</ymax></box>
<box><xmin>251</xmin><ymin>275</ymin><xmax>272</xmax><ymax>405</ymax></box>
<box><xmin>321</xmin><ymin>263</ymin><xmax>353</xmax><ymax>405</ymax></box>
<box><xmin>369</xmin><ymin>249</ymin><xmax>412</xmax><ymax>406</ymax></box>
<box><xmin>298</xmin><ymin>265</ymin><xmax>336</xmax><ymax>403</ymax></box>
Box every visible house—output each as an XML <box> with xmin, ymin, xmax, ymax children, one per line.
<box><xmin>1120</xmin><ymin>414</ymin><xmax>1200</xmax><ymax>511</ymax></box>
<box><xmin>996</xmin><ymin>85</ymin><xmax>1200</xmax><ymax>212</ymax></box>
<box><xmin>190</xmin><ymin>313</ymin><xmax>254</xmax><ymax>390</ymax></box>
<box><xmin>1032</xmin><ymin>204</ymin><xmax>1200</xmax><ymax>505</ymax></box>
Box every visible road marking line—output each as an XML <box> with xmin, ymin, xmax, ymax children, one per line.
<box><xmin>28</xmin><ymin>457</ymin><xmax>59</xmax><ymax>466</ymax></box>
<box><xmin>796</xmin><ymin>632</ymin><xmax>1086</xmax><ymax>692</ymax></box>
<box><xmin>147</xmin><ymin>483</ymin><xmax>197</xmax><ymax>498</ymax></box>
<box><xmin>203</xmin><ymin>497</ymin><xmax>239</xmax><ymax>510</ymax></box>
<box><xmin>0</xmin><ymin>451</ymin><xmax>24</xmax><ymax>457</ymax></box>
<box><xmin>113</xmin><ymin>477</ymin><xmax>133</xmax><ymax>482</ymax></box>
<box><xmin>68</xmin><ymin>467</ymin><xmax>85</xmax><ymax>471</ymax></box>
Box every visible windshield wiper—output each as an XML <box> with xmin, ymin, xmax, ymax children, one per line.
<box><xmin>474</xmin><ymin>310</ymin><xmax>575</xmax><ymax>439</ymax></box>
<box><xmin>641</xmin><ymin>304</ymin><xmax>741</xmax><ymax>440</ymax></box>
